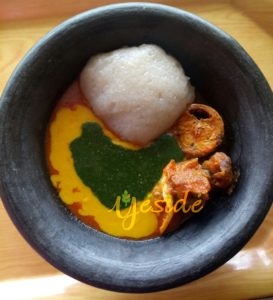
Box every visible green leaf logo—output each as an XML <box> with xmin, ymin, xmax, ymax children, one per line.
<box><xmin>122</xmin><ymin>190</ymin><xmax>131</xmax><ymax>207</ymax></box>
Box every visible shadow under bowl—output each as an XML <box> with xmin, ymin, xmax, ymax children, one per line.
<box><xmin>0</xmin><ymin>2</ymin><xmax>273</xmax><ymax>293</ymax></box>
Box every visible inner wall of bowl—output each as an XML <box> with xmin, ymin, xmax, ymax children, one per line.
<box><xmin>1</xmin><ymin>4</ymin><xmax>273</xmax><ymax>292</ymax></box>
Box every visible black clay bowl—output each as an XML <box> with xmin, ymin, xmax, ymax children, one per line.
<box><xmin>0</xmin><ymin>2</ymin><xmax>273</xmax><ymax>293</ymax></box>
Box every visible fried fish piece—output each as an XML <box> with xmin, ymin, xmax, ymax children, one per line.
<box><xmin>173</xmin><ymin>103</ymin><xmax>224</xmax><ymax>158</ymax></box>
<box><xmin>163</xmin><ymin>158</ymin><xmax>211</xmax><ymax>201</ymax></box>
<box><xmin>162</xmin><ymin>158</ymin><xmax>210</xmax><ymax>233</ymax></box>
<box><xmin>153</xmin><ymin>153</ymin><xmax>234</xmax><ymax>234</ymax></box>
<box><xmin>150</xmin><ymin>158</ymin><xmax>210</xmax><ymax>234</ymax></box>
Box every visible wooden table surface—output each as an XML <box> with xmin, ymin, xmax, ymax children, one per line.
<box><xmin>1</xmin><ymin>1</ymin><xmax>273</xmax><ymax>299</ymax></box>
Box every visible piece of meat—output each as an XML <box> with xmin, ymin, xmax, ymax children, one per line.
<box><xmin>202</xmin><ymin>152</ymin><xmax>234</xmax><ymax>189</ymax></box>
<box><xmin>163</xmin><ymin>159</ymin><xmax>211</xmax><ymax>201</ymax></box>
<box><xmin>172</xmin><ymin>103</ymin><xmax>224</xmax><ymax>158</ymax></box>
<box><xmin>152</xmin><ymin>152</ymin><xmax>234</xmax><ymax>235</ymax></box>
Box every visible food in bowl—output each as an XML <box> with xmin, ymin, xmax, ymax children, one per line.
<box><xmin>46</xmin><ymin>44</ymin><xmax>236</xmax><ymax>239</ymax></box>
<box><xmin>1</xmin><ymin>2</ymin><xmax>272</xmax><ymax>292</ymax></box>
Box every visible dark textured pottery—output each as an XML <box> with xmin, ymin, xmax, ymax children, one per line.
<box><xmin>0</xmin><ymin>3</ymin><xmax>273</xmax><ymax>293</ymax></box>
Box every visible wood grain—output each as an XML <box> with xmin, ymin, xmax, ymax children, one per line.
<box><xmin>0</xmin><ymin>1</ymin><xmax>273</xmax><ymax>299</ymax></box>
